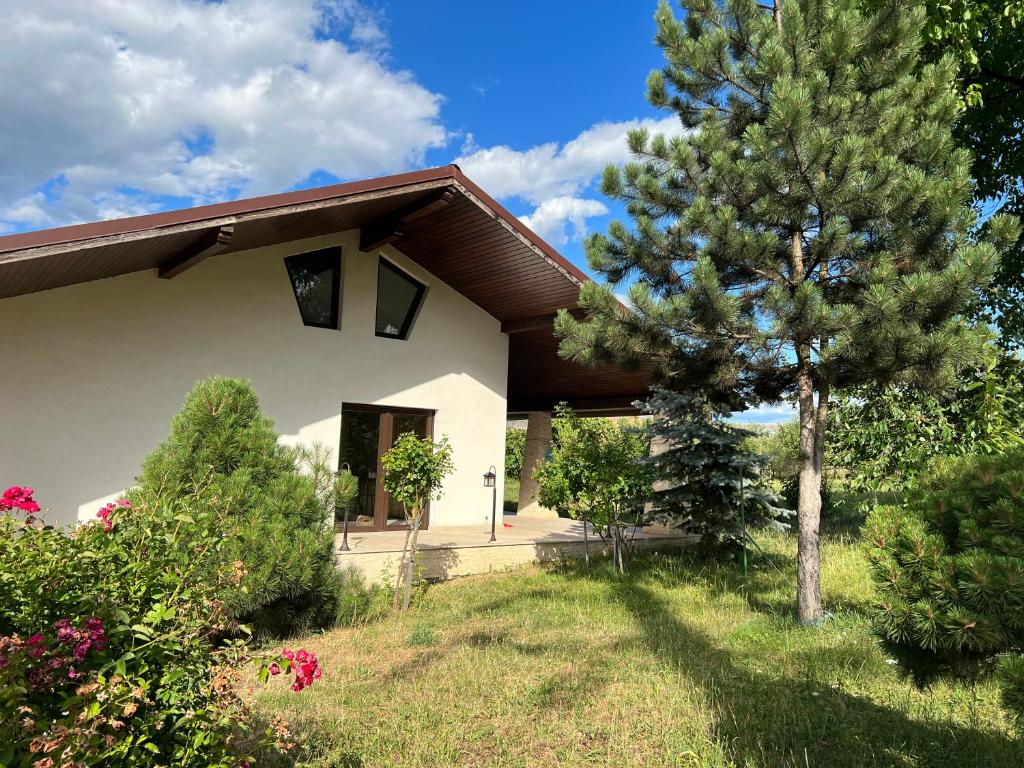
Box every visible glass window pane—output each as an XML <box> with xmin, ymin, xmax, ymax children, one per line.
<box><xmin>387</xmin><ymin>413</ymin><xmax>429</xmax><ymax>525</ymax></box>
<box><xmin>375</xmin><ymin>258</ymin><xmax>425</xmax><ymax>339</ymax></box>
<box><xmin>339</xmin><ymin>409</ymin><xmax>380</xmax><ymax>526</ymax></box>
<box><xmin>285</xmin><ymin>247</ymin><xmax>340</xmax><ymax>329</ymax></box>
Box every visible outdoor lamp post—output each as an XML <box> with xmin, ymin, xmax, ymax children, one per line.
<box><xmin>338</xmin><ymin>462</ymin><xmax>352</xmax><ymax>552</ymax></box>
<box><xmin>483</xmin><ymin>465</ymin><xmax>497</xmax><ymax>542</ymax></box>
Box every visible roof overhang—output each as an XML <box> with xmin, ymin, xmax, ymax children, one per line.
<box><xmin>0</xmin><ymin>165</ymin><xmax>649</xmax><ymax>413</ymax></box>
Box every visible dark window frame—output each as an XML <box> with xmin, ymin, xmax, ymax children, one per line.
<box><xmin>284</xmin><ymin>246</ymin><xmax>342</xmax><ymax>330</ymax></box>
<box><xmin>338</xmin><ymin>402</ymin><xmax>436</xmax><ymax>531</ymax></box>
<box><xmin>375</xmin><ymin>256</ymin><xmax>427</xmax><ymax>340</ymax></box>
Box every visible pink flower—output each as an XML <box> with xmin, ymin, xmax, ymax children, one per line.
<box><xmin>96</xmin><ymin>502</ymin><xmax>116</xmax><ymax>531</ymax></box>
<box><xmin>1</xmin><ymin>486</ymin><xmax>41</xmax><ymax>514</ymax></box>
<box><xmin>268</xmin><ymin>663</ymin><xmax>281</xmax><ymax>676</ymax></box>
<box><xmin>281</xmin><ymin>648</ymin><xmax>294</xmax><ymax>661</ymax></box>
<box><xmin>117</xmin><ymin>497</ymin><xmax>132</xmax><ymax>508</ymax></box>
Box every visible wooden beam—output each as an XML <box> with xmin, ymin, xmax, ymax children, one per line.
<box><xmin>358</xmin><ymin>188</ymin><xmax>454</xmax><ymax>252</ymax></box>
<box><xmin>158</xmin><ymin>225</ymin><xmax>234</xmax><ymax>279</ymax></box>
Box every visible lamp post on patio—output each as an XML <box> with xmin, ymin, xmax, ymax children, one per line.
<box><xmin>338</xmin><ymin>462</ymin><xmax>353</xmax><ymax>552</ymax></box>
<box><xmin>483</xmin><ymin>465</ymin><xmax>497</xmax><ymax>542</ymax></box>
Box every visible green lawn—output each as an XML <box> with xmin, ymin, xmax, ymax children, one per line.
<box><xmin>255</xmin><ymin>531</ymin><xmax>1022</xmax><ymax>767</ymax></box>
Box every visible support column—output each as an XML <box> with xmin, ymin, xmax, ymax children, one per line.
<box><xmin>643</xmin><ymin>413</ymin><xmax>675</xmax><ymax>534</ymax></box>
<box><xmin>516</xmin><ymin>411</ymin><xmax>557</xmax><ymax>518</ymax></box>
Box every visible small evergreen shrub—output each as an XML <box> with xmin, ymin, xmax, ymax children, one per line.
<box><xmin>865</xmin><ymin>447</ymin><xmax>1024</xmax><ymax>719</ymax></box>
<box><xmin>135</xmin><ymin>376</ymin><xmax>342</xmax><ymax>636</ymax></box>
<box><xmin>0</xmin><ymin>487</ymin><xmax>320</xmax><ymax>767</ymax></box>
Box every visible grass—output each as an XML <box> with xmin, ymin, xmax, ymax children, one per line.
<box><xmin>254</xmin><ymin>529</ymin><xmax>1022</xmax><ymax>767</ymax></box>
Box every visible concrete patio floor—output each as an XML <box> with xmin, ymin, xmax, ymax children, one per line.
<box><xmin>335</xmin><ymin>514</ymin><xmax>694</xmax><ymax>584</ymax></box>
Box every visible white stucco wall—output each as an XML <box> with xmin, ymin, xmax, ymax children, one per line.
<box><xmin>0</xmin><ymin>229</ymin><xmax>508</xmax><ymax>529</ymax></box>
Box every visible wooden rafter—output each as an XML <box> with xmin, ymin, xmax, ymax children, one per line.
<box><xmin>359</xmin><ymin>188</ymin><xmax>455</xmax><ymax>253</ymax></box>
<box><xmin>158</xmin><ymin>225</ymin><xmax>234</xmax><ymax>279</ymax></box>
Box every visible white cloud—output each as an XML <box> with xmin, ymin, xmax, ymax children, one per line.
<box><xmin>519</xmin><ymin>196</ymin><xmax>608</xmax><ymax>246</ymax></box>
<box><xmin>455</xmin><ymin>116</ymin><xmax>686</xmax><ymax>204</ymax></box>
<box><xmin>0</xmin><ymin>0</ymin><xmax>446</xmax><ymax>229</ymax></box>
<box><xmin>458</xmin><ymin>115</ymin><xmax>685</xmax><ymax>244</ymax></box>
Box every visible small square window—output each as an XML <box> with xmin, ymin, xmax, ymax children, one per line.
<box><xmin>375</xmin><ymin>257</ymin><xmax>426</xmax><ymax>340</ymax></box>
<box><xmin>285</xmin><ymin>247</ymin><xmax>341</xmax><ymax>329</ymax></box>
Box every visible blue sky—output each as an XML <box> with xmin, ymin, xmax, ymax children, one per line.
<box><xmin>0</xmin><ymin>0</ymin><xmax>794</xmax><ymax>423</ymax></box>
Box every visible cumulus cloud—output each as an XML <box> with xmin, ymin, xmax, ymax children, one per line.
<box><xmin>457</xmin><ymin>115</ymin><xmax>685</xmax><ymax>244</ymax></box>
<box><xmin>0</xmin><ymin>0</ymin><xmax>446</xmax><ymax>229</ymax></box>
<box><xmin>519</xmin><ymin>196</ymin><xmax>608</xmax><ymax>246</ymax></box>
<box><xmin>731</xmin><ymin>402</ymin><xmax>798</xmax><ymax>426</ymax></box>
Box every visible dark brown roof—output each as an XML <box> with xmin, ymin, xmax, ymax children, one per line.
<box><xmin>0</xmin><ymin>165</ymin><xmax>648</xmax><ymax>412</ymax></box>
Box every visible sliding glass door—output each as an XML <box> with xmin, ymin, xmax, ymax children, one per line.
<box><xmin>338</xmin><ymin>404</ymin><xmax>434</xmax><ymax>531</ymax></box>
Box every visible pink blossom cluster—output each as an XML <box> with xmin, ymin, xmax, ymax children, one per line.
<box><xmin>1</xmin><ymin>485</ymin><xmax>41</xmax><ymax>517</ymax></box>
<box><xmin>0</xmin><ymin>617</ymin><xmax>107</xmax><ymax>690</ymax></box>
<box><xmin>269</xmin><ymin>648</ymin><xmax>321</xmax><ymax>692</ymax></box>
<box><xmin>96</xmin><ymin>497</ymin><xmax>131</xmax><ymax>531</ymax></box>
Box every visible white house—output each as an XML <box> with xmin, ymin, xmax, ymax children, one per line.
<box><xmin>0</xmin><ymin>166</ymin><xmax>647</xmax><ymax>530</ymax></box>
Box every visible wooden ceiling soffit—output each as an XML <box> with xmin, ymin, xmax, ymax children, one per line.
<box><xmin>359</xmin><ymin>187</ymin><xmax>456</xmax><ymax>253</ymax></box>
<box><xmin>158</xmin><ymin>225</ymin><xmax>235</xmax><ymax>279</ymax></box>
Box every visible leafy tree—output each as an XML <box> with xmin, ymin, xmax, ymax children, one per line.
<box><xmin>644</xmin><ymin>388</ymin><xmax>788</xmax><ymax>557</ymax></box>
<box><xmin>135</xmin><ymin>376</ymin><xmax>343</xmax><ymax>636</ymax></box>
<box><xmin>534</xmin><ymin>406</ymin><xmax>653</xmax><ymax>572</ymax></box>
<box><xmin>865</xmin><ymin>447</ymin><xmax>1024</xmax><ymax>720</ymax></box>
<box><xmin>832</xmin><ymin>355</ymin><xmax>1024</xmax><ymax>506</ymax></box>
<box><xmin>505</xmin><ymin>427</ymin><xmax>527</xmax><ymax>481</ymax></box>
<box><xmin>555</xmin><ymin>0</ymin><xmax>1020</xmax><ymax>622</ymax></box>
<box><xmin>381</xmin><ymin>433</ymin><xmax>453</xmax><ymax>609</ymax></box>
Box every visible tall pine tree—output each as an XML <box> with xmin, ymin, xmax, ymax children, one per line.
<box><xmin>556</xmin><ymin>0</ymin><xmax>1020</xmax><ymax>622</ymax></box>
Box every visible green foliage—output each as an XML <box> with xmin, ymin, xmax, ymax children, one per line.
<box><xmin>744</xmin><ymin>419</ymin><xmax>801</xmax><ymax>486</ymax></box>
<box><xmin>333</xmin><ymin>466</ymin><xmax>360</xmax><ymax>524</ymax></box>
<box><xmin>135</xmin><ymin>376</ymin><xmax>343</xmax><ymax>637</ymax></box>
<box><xmin>644</xmin><ymin>389</ymin><xmax>789</xmax><ymax>555</ymax></box>
<box><xmin>0</xmin><ymin>492</ymin><xmax>307</xmax><ymax>767</ymax></box>
<box><xmin>831</xmin><ymin>356</ymin><xmax>1024</xmax><ymax>502</ymax></box>
<box><xmin>865</xmin><ymin>448</ymin><xmax>1024</xmax><ymax>720</ymax></box>
<box><xmin>505</xmin><ymin>427</ymin><xmax>526</xmax><ymax>480</ymax></box>
<box><xmin>859</xmin><ymin>0</ymin><xmax>1024</xmax><ymax>346</ymax></box>
<box><xmin>534</xmin><ymin>406</ymin><xmax>653</xmax><ymax>533</ymax></box>
<box><xmin>380</xmin><ymin>433</ymin><xmax>454</xmax><ymax>522</ymax></box>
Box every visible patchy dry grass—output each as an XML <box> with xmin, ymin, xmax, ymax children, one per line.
<box><xmin>254</xmin><ymin>531</ymin><xmax>1022</xmax><ymax>767</ymax></box>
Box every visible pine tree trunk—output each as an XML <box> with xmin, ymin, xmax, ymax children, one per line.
<box><xmin>796</xmin><ymin>366</ymin><xmax>825</xmax><ymax>624</ymax></box>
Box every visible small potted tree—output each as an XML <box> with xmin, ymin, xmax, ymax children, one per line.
<box><xmin>381</xmin><ymin>432</ymin><xmax>453</xmax><ymax>609</ymax></box>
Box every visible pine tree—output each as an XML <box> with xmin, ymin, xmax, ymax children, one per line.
<box><xmin>643</xmin><ymin>388</ymin><xmax>788</xmax><ymax>556</ymax></box>
<box><xmin>136</xmin><ymin>376</ymin><xmax>343</xmax><ymax>635</ymax></box>
<box><xmin>865</xmin><ymin>447</ymin><xmax>1024</xmax><ymax>720</ymax></box>
<box><xmin>555</xmin><ymin>0</ymin><xmax>1020</xmax><ymax>622</ymax></box>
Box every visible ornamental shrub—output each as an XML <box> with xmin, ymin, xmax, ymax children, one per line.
<box><xmin>865</xmin><ymin>447</ymin><xmax>1024</xmax><ymax>719</ymax></box>
<box><xmin>0</xmin><ymin>487</ymin><xmax>320</xmax><ymax>767</ymax></box>
<box><xmin>534</xmin><ymin>405</ymin><xmax>653</xmax><ymax>572</ymax></box>
<box><xmin>134</xmin><ymin>376</ymin><xmax>343</xmax><ymax>636</ymax></box>
<box><xmin>505</xmin><ymin>427</ymin><xmax>526</xmax><ymax>480</ymax></box>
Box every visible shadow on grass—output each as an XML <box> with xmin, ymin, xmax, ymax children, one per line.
<box><xmin>560</xmin><ymin>560</ymin><xmax>1023</xmax><ymax>767</ymax></box>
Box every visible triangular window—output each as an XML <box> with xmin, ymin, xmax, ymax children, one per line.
<box><xmin>285</xmin><ymin>247</ymin><xmax>341</xmax><ymax>329</ymax></box>
<box><xmin>375</xmin><ymin>258</ymin><xmax>426</xmax><ymax>340</ymax></box>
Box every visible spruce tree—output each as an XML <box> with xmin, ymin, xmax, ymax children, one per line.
<box><xmin>556</xmin><ymin>0</ymin><xmax>1020</xmax><ymax>621</ymax></box>
<box><xmin>643</xmin><ymin>388</ymin><xmax>788</xmax><ymax>556</ymax></box>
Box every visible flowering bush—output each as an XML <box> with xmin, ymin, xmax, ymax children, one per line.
<box><xmin>0</xmin><ymin>486</ymin><xmax>322</xmax><ymax>768</ymax></box>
